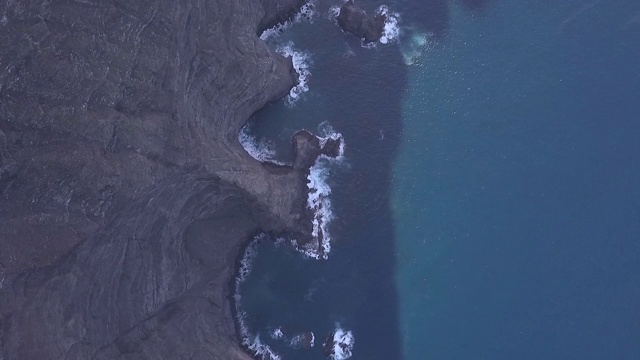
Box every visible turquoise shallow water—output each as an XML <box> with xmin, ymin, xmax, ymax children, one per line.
<box><xmin>394</xmin><ymin>1</ymin><xmax>640</xmax><ymax>359</ymax></box>
<box><xmin>237</xmin><ymin>0</ymin><xmax>640</xmax><ymax>359</ymax></box>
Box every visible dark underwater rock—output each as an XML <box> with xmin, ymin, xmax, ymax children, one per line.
<box><xmin>337</xmin><ymin>0</ymin><xmax>387</xmax><ymax>43</ymax></box>
<box><xmin>0</xmin><ymin>0</ymin><xmax>320</xmax><ymax>359</ymax></box>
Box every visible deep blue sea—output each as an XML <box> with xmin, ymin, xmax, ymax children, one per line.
<box><xmin>236</xmin><ymin>1</ymin><xmax>640</xmax><ymax>359</ymax></box>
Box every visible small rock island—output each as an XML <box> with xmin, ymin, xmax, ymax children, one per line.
<box><xmin>337</xmin><ymin>0</ymin><xmax>387</xmax><ymax>43</ymax></box>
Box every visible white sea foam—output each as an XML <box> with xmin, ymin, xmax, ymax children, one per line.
<box><xmin>246</xmin><ymin>334</ymin><xmax>282</xmax><ymax>360</ymax></box>
<box><xmin>307</xmin><ymin>156</ymin><xmax>334</xmax><ymax>256</ymax></box>
<box><xmin>318</xmin><ymin>122</ymin><xmax>346</xmax><ymax>160</ymax></box>
<box><xmin>289</xmin><ymin>334</ymin><xmax>304</xmax><ymax>348</ymax></box>
<box><xmin>260</xmin><ymin>22</ymin><xmax>290</xmax><ymax>41</ymax></box>
<box><xmin>238</xmin><ymin>126</ymin><xmax>278</xmax><ymax>163</ymax></box>
<box><xmin>328</xmin><ymin>5</ymin><xmax>341</xmax><ymax>22</ymax></box>
<box><xmin>235</xmin><ymin>234</ymin><xmax>262</xmax><ymax>285</ymax></box>
<box><xmin>260</xmin><ymin>0</ymin><xmax>317</xmax><ymax>40</ymax></box>
<box><xmin>401</xmin><ymin>31</ymin><xmax>434</xmax><ymax>65</ymax></box>
<box><xmin>276</xmin><ymin>43</ymin><xmax>311</xmax><ymax>106</ymax></box>
<box><xmin>356</xmin><ymin>5</ymin><xmax>401</xmax><ymax>48</ymax></box>
<box><xmin>378</xmin><ymin>5</ymin><xmax>401</xmax><ymax>44</ymax></box>
<box><xmin>270</xmin><ymin>327</ymin><xmax>284</xmax><ymax>340</ymax></box>
<box><xmin>270</xmin><ymin>328</ymin><xmax>316</xmax><ymax>349</ymax></box>
<box><xmin>293</xmin><ymin>0</ymin><xmax>317</xmax><ymax>23</ymax></box>
<box><xmin>293</xmin><ymin>123</ymin><xmax>345</xmax><ymax>260</ymax></box>
<box><xmin>235</xmin><ymin>235</ymin><xmax>282</xmax><ymax>360</ymax></box>
<box><xmin>330</xmin><ymin>325</ymin><xmax>355</xmax><ymax>360</ymax></box>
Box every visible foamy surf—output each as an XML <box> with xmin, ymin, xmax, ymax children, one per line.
<box><xmin>276</xmin><ymin>43</ymin><xmax>311</xmax><ymax>106</ymax></box>
<box><xmin>235</xmin><ymin>235</ymin><xmax>282</xmax><ymax>360</ymax></box>
<box><xmin>260</xmin><ymin>0</ymin><xmax>317</xmax><ymax>41</ymax></box>
<box><xmin>238</xmin><ymin>125</ymin><xmax>279</xmax><ymax>163</ymax></box>
<box><xmin>349</xmin><ymin>5</ymin><xmax>400</xmax><ymax>48</ymax></box>
<box><xmin>245</xmin><ymin>333</ymin><xmax>282</xmax><ymax>360</ymax></box>
<box><xmin>270</xmin><ymin>327</ymin><xmax>285</xmax><ymax>340</ymax></box>
<box><xmin>328</xmin><ymin>5</ymin><xmax>341</xmax><ymax>22</ymax></box>
<box><xmin>324</xmin><ymin>324</ymin><xmax>355</xmax><ymax>360</ymax></box>
<box><xmin>291</xmin><ymin>123</ymin><xmax>345</xmax><ymax>260</ymax></box>
<box><xmin>269</xmin><ymin>327</ymin><xmax>315</xmax><ymax>349</ymax></box>
<box><xmin>378</xmin><ymin>5</ymin><xmax>401</xmax><ymax>44</ymax></box>
<box><xmin>400</xmin><ymin>30</ymin><xmax>433</xmax><ymax>65</ymax></box>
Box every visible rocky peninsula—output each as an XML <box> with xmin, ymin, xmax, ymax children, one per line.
<box><xmin>0</xmin><ymin>0</ymin><xmax>330</xmax><ymax>358</ymax></box>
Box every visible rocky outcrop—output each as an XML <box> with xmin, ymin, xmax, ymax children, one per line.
<box><xmin>337</xmin><ymin>0</ymin><xmax>386</xmax><ymax>43</ymax></box>
<box><xmin>292</xmin><ymin>130</ymin><xmax>342</xmax><ymax>170</ymax></box>
<box><xmin>0</xmin><ymin>0</ymin><xmax>317</xmax><ymax>359</ymax></box>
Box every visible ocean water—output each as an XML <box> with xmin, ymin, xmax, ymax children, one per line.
<box><xmin>236</xmin><ymin>1</ymin><xmax>640</xmax><ymax>359</ymax></box>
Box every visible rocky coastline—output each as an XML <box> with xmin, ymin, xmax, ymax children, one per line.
<box><xmin>0</xmin><ymin>0</ymin><xmax>331</xmax><ymax>358</ymax></box>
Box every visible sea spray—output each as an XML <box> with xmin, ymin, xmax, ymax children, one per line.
<box><xmin>235</xmin><ymin>235</ymin><xmax>282</xmax><ymax>360</ymax></box>
<box><xmin>292</xmin><ymin>123</ymin><xmax>345</xmax><ymax>260</ymax></box>
<box><xmin>324</xmin><ymin>324</ymin><xmax>355</xmax><ymax>360</ymax></box>
<box><xmin>400</xmin><ymin>30</ymin><xmax>434</xmax><ymax>66</ymax></box>
<box><xmin>260</xmin><ymin>0</ymin><xmax>317</xmax><ymax>40</ymax></box>
<box><xmin>269</xmin><ymin>327</ymin><xmax>315</xmax><ymax>349</ymax></box>
<box><xmin>328</xmin><ymin>5</ymin><xmax>341</xmax><ymax>22</ymax></box>
<box><xmin>238</xmin><ymin>125</ymin><xmax>278</xmax><ymax>163</ymax></box>
<box><xmin>348</xmin><ymin>5</ymin><xmax>400</xmax><ymax>48</ymax></box>
<box><xmin>270</xmin><ymin>327</ymin><xmax>285</xmax><ymax>340</ymax></box>
<box><xmin>378</xmin><ymin>5</ymin><xmax>401</xmax><ymax>44</ymax></box>
<box><xmin>276</xmin><ymin>43</ymin><xmax>312</xmax><ymax>106</ymax></box>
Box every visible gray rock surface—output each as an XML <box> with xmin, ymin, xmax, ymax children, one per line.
<box><xmin>0</xmin><ymin>0</ymin><xmax>317</xmax><ymax>358</ymax></box>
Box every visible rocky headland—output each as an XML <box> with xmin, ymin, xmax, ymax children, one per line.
<box><xmin>0</xmin><ymin>0</ymin><xmax>328</xmax><ymax>358</ymax></box>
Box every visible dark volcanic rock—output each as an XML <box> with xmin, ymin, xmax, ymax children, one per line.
<box><xmin>0</xmin><ymin>0</ymin><xmax>316</xmax><ymax>359</ymax></box>
<box><xmin>293</xmin><ymin>131</ymin><xmax>322</xmax><ymax>169</ymax></box>
<box><xmin>337</xmin><ymin>0</ymin><xmax>387</xmax><ymax>43</ymax></box>
<box><xmin>292</xmin><ymin>130</ymin><xmax>343</xmax><ymax>169</ymax></box>
<box><xmin>323</xmin><ymin>332</ymin><xmax>335</xmax><ymax>356</ymax></box>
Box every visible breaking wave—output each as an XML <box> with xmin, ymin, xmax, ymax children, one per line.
<box><xmin>260</xmin><ymin>0</ymin><xmax>317</xmax><ymax>41</ymax></box>
<box><xmin>378</xmin><ymin>5</ymin><xmax>401</xmax><ymax>44</ymax></box>
<box><xmin>291</xmin><ymin>122</ymin><xmax>345</xmax><ymax>260</ymax></box>
<box><xmin>325</xmin><ymin>324</ymin><xmax>355</xmax><ymax>360</ymax></box>
<box><xmin>238</xmin><ymin>125</ymin><xmax>279</xmax><ymax>163</ymax></box>
<box><xmin>235</xmin><ymin>235</ymin><xmax>282</xmax><ymax>360</ymax></box>
<box><xmin>328</xmin><ymin>5</ymin><xmax>341</xmax><ymax>22</ymax></box>
<box><xmin>276</xmin><ymin>43</ymin><xmax>312</xmax><ymax>106</ymax></box>
<box><xmin>269</xmin><ymin>327</ymin><xmax>315</xmax><ymax>350</ymax></box>
<box><xmin>270</xmin><ymin>327</ymin><xmax>284</xmax><ymax>340</ymax></box>
<box><xmin>401</xmin><ymin>30</ymin><xmax>434</xmax><ymax>66</ymax></box>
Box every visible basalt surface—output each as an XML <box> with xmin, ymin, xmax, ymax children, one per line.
<box><xmin>337</xmin><ymin>0</ymin><xmax>386</xmax><ymax>43</ymax></box>
<box><xmin>0</xmin><ymin>0</ymin><xmax>320</xmax><ymax>359</ymax></box>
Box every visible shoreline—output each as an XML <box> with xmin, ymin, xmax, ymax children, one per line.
<box><xmin>0</xmin><ymin>0</ymin><xmax>330</xmax><ymax>358</ymax></box>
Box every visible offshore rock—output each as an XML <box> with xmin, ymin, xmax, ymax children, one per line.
<box><xmin>337</xmin><ymin>0</ymin><xmax>386</xmax><ymax>43</ymax></box>
<box><xmin>0</xmin><ymin>0</ymin><xmax>317</xmax><ymax>359</ymax></box>
<box><xmin>292</xmin><ymin>130</ymin><xmax>342</xmax><ymax>170</ymax></box>
<box><xmin>258</xmin><ymin>0</ymin><xmax>309</xmax><ymax>35</ymax></box>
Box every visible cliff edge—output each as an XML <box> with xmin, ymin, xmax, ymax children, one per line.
<box><xmin>0</xmin><ymin>0</ymin><xmax>315</xmax><ymax>358</ymax></box>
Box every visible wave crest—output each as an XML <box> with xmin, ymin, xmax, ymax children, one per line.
<box><xmin>295</xmin><ymin>123</ymin><xmax>345</xmax><ymax>260</ymax></box>
<box><xmin>238</xmin><ymin>125</ymin><xmax>278</xmax><ymax>163</ymax></box>
<box><xmin>276</xmin><ymin>43</ymin><xmax>312</xmax><ymax>106</ymax></box>
<box><xmin>260</xmin><ymin>0</ymin><xmax>317</xmax><ymax>41</ymax></box>
<box><xmin>379</xmin><ymin>5</ymin><xmax>401</xmax><ymax>44</ymax></box>
<box><xmin>235</xmin><ymin>235</ymin><xmax>282</xmax><ymax>360</ymax></box>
